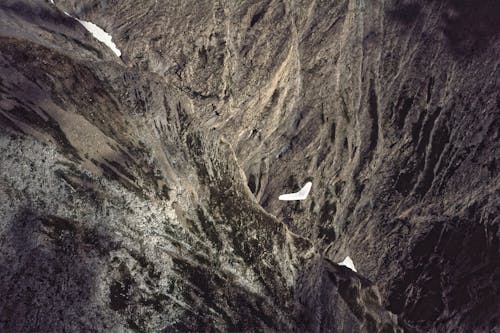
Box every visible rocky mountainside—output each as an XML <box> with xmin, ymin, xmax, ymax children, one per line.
<box><xmin>0</xmin><ymin>1</ymin><xmax>499</xmax><ymax>332</ymax></box>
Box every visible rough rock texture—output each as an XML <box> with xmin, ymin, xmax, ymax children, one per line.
<box><xmin>0</xmin><ymin>0</ymin><xmax>499</xmax><ymax>332</ymax></box>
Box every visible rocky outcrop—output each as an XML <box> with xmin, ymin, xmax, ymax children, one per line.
<box><xmin>0</xmin><ymin>0</ymin><xmax>499</xmax><ymax>332</ymax></box>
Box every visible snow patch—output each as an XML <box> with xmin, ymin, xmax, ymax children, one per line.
<box><xmin>76</xmin><ymin>20</ymin><xmax>121</xmax><ymax>57</ymax></box>
<box><xmin>338</xmin><ymin>256</ymin><xmax>357</xmax><ymax>272</ymax></box>
<box><xmin>279</xmin><ymin>182</ymin><xmax>312</xmax><ymax>201</ymax></box>
<box><xmin>54</xmin><ymin>5</ymin><xmax>121</xmax><ymax>57</ymax></box>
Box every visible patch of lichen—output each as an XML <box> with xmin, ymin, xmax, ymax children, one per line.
<box><xmin>38</xmin><ymin>214</ymin><xmax>119</xmax><ymax>256</ymax></box>
<box><xmin>171</xmin><ymin>255</ymin><xmax>287</xmax><ymax>331</ymax></box>
<box><xmin>171</xmin><ymin>257</ymin><xmax>230</xmax><ymax>318</ymax></box>
<box><xmin>195</xmin><ymin>206</ymin><xmax>223</xmax><ymax>251</ymax></box>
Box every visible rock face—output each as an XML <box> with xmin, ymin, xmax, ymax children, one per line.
<box><xmin>0</xmin><ymin>1</ymin><xmax>498</xmax><ymax>332</ymax></box>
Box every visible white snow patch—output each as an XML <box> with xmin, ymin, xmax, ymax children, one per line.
<box><xmin>55</xmin><ymin>7</ymin><xmax>121</xmax><ymax>57</ymax></box>
<box><xmin>338</xmin><ymin>256</ymin><xmax>357</xmax><ymax>272</ymax></box>
<box><xmin>76</xmin><ymin>19</ymin><xmax>121</xmax><ymax>57</ymax></box>
<box><xmin>279</xmin><ymin>182</ymin><xmax>312</xmax><ymax>201</ymax></box>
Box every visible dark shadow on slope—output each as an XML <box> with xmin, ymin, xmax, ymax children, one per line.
<box><xmin>388</xmin><ymin>3</ymin><xmax>421</xmax><ymax>25</ymax></box>
<box><xmin>0</xmin><ymin>210</ymin><xmax>108</xmax><ymax>332</ymax></box>
<box><xmin>386</xmin><ymin>216</ymin><xmax>500</xmax><ymax>332</ymax></box>
<box><xmin>387</xmin><ymin>0</ymin><xmax>500</xmax><ymax>56</ymax></box>
<box><xmin>441</xmin><ymin>0</ymin><xmax>500</xmax><ymax>56</ymax></box>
